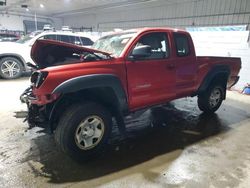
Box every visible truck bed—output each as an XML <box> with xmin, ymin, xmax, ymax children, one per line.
<box><xmin>197</xmin><ymin>56</ymin><xmax>241</xmax><ymax>88</ymax></box>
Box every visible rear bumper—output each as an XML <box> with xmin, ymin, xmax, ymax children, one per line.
<box><xmin>228</xmin><ymin>76</ymin><xmax>240</xmax><ymax>88</ymax></box>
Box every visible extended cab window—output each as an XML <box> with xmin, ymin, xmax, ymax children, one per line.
<box><xmin>174</xmin><ymin>33</ymin><xmax>190</xmax><ymax>57</ymax></box>
<box><xmin>133</xmin><ymin>32</ymin><xmax>169</xmax><ymax>60</ymax></box>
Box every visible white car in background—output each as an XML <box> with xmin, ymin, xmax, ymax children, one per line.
<box><xmin>0</xmin><ymin>30</ymin><xmax>94</xmax><ymax>79</ymax></box>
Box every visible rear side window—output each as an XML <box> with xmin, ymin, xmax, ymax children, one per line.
<box><xmin>43</xmin><ymin>34</ymin><xmax>57</xmax><ymax>40</ymax></box>
<box><xmin>58</xmin><ymin>35</ymin><xmax>71</xmax><ymax>43</ymax></box>
<box><xmin>80</xmin><ymin>37</ymin><xmax>94</xmax><ymax>46</ymax></box>
<box><xmin>174</xmin><ymin>33</ymin><xmax>190</xmax><ymax>57</ymax></box>
<box><xmin>74</xmin><ymin>36</ymin><xmax>81</xmax><ymax>45</ymax></box>
<box><xmin>68</xmin><ymin>36</ymin><xmax>76</xmax><ymax>44</ymax></box>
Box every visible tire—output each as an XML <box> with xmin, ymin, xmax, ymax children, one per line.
<box><xmin>54</xmin><ymin>102</ymin><xmax>112</xmax><ymax>162</ymax></box>
<box><xmin>198</xmin><ymin>84</ymin><xmax>225</xmax><ymax>113</ymax></box>
<box><xmin>0</xmin><ymin>57</ymin><xmax>23</xmax><ymax>79</ymax></box>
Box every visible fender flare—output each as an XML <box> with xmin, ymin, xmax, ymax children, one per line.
<box><xmin>52</xmin><ymin>74</ymin><xmax>128</xmax><ymax>112</ymax></box>
<box><xmin>197</xmin><ymin>65</ymin><xmax>230</xmax><ymax>94</ymax></box>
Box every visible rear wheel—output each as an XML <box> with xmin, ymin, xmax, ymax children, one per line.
<box><xmin>55</xmin><ymin>102</ymin><xmax>112</xmax><ymax>162</ymax></box>
<box><xmin>198</xmin><ymin>84</ymin><xmax>225</xmax><ymax>113</ymax></box>
<box><xmin>0</xmin><ymin>57</ymin><xmax>23</xmax><ymax>79</ymax></box>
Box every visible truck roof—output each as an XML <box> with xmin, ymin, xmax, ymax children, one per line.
<box><xmin>119</xmin><ymin>27</ymin><xmax>188</xmax><ymax>34</ymax></box>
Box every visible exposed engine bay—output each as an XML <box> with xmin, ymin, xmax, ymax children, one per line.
<box><xmin>31</xmin><ymin>39</ymin><xmax>112</xmax><ymax>69</ymax></box>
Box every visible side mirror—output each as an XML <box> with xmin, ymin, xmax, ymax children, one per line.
<box><xmin>130</xmin><ymin>45</ymin><xmax>152</xmax><ymax>59</ymax></box>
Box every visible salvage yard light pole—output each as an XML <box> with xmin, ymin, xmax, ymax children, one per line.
<box><xmin>34</xmin><ymin>12</ymin><xmax>37</xmax><ymax>31</ymax></box>
<box><xmin>23</xmin><ymin>1</ymin><xmax>39</xmax><ymax>31</ymax></box>
<box><xmin>33</xmin><ymin>0</ymin><xmax>44</xmax><ymax>31</ymax></box>
<box><xmin>34</xmin><ymin>0</ymin><xmax>37</xmax><ymax>31</ymax></box>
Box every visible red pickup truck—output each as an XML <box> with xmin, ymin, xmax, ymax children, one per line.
<box><xmin>20</xmin><ymin>28</ymin><xmax>241</xmax><ymax>161</ymax></box>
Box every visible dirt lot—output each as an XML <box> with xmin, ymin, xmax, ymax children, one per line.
<box><xmin>0</xmin><ymin>77</ymin><xmax>250</xmax><ymax>188</ymax></box>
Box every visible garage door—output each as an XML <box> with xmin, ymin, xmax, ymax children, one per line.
<box><xmin>23</xmin><ymin>20</ymin><xmax>50</xmax><ymax>34</ymax></box>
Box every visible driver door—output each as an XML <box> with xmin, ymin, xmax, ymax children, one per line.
<box><xmin>125</xmin><ymin>32</ymin><xmax>176</xmax><ymax>110</ymax></box>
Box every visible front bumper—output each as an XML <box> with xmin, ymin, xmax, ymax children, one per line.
<box><xmin>20</xmin><ymin>86</ymin><xmax>34</xmax><ymax>103</ymax></box>
<box><xmin>20</xmin><ymin>87</ymin><xmax>49</xmax><ymax>129</ymax></box>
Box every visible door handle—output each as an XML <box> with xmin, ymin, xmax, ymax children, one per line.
<box><xmin>166</xmin><ymin>64</ymin><xmax>175</xmax><ymax>69</ymax></box>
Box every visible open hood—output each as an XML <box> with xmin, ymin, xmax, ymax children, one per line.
<box><xmin>31</xmin><ymin>39</ymin><xmax>111</xmax><ymax>69</ymax></box>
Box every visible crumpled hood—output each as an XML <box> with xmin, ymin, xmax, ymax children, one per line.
<box><xmin>31</xmin><ymin>39</ymin><xmax>111</xmax><ymax>68</ymax></box>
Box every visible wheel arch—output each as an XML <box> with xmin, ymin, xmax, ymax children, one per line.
<box><xmin>0</xmin><ymin>53</ymin><xmax>27</xmax><ymax>71</ymax></box>
<box><xmin>49</xmin><ymin>74</ymin><xmax>128</xmax><ymax>131</ymax></box>
<box><xmin>197</xmin><ymin>65</ymin><xmax>230</xmax><ymax>99</ymax></box>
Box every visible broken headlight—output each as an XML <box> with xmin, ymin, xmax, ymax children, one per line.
<box><xmin>31</xmin><ymin>71</ymin><xmax>48</xmax><ymax>88</ymax></box>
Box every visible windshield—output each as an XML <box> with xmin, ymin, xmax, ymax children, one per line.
<box><xmin>16</xmin><ymin>31</ymin><xmax>42</xmax><ymax>44</ymax></box>
<box><xmin>92</xmin><ymin>32</ymin><xmax>136</xmax><ymax>57</ymax></box>
<box><xmin>16</xmin><ymin>35</ymin><xmax>33</xmax><ymax>44</ymax></box>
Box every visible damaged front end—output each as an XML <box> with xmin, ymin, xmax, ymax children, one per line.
<box><xmin>20</xmin><ymin>86</ymin><xmax>48</xmax><ymax>129</ymax></box>
<box><xmin>20</xmin><ymin>39</ymin><xmax>111</xmax><ymax>130</ymax></box>
<box><xmin>20</xmin><ymin>71</ymin><xmax>59</xmax><ymax>131</ymax></box>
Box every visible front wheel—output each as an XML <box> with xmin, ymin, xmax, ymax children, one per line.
<box><xmin>54</xmin><ymin>102</ymin><xmax>112</xmax><ymax>162</ymax></box>
<box><xmin>198</xmin><ymin>84</ymin><xmax>225</xmax><ymax>113</ymax></box>
<box><xmin>0</xmin><ymin>57</ymin><xmax>23</xmax><ymax>79</ymax></box>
